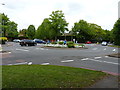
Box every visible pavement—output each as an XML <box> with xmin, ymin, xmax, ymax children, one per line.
<box><xmin>90</xmin><ymin>75</ymin><xmax>119</xmax><ymax>88</ymax></box>
<box><xmin>1</xmin><ymin>42</ymin><xmax>120</xmax><ymax>88</ymax></box>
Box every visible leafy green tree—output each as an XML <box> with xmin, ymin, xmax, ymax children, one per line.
<box><xmin>49</xmin><ymin>10</ymin><xmax>68</xmax><ymax>40</ymax></box>
<box><xmin>19</xmin><ymin>29</ymin><xmax>28</xmax><ymax>37</ymax></box>
<box><xmin>88</xmin><ymin>23</ymin><xmax>105</xmax><ymax>42</ymax></box>
<box><xmin>72</xmin><ymin>20</ymin><xmax>93</xmax><ymax>41</ymax></box>
<box><xmin>35</xmin><ymin>18</ymin><xmax>53</xmax><ymax>40</ymax></box>
<box><xmin>6</xmin><ymin>21</ymin><xmax>18</xmax><ymax>37</ymax></box>
<box><xmin>0</xmin><ymin>13</ymin><xmax>18</xmax><ymax>37</ymax></box>
<box><xmin>27</xmin><ymin>25</ymin><xmax>36</xmax><ymax>39</ymax></box>
<box><xmin>112</xmin><ymin>18</ymin><xmax>120</xmax><ymax>45</ymax></box>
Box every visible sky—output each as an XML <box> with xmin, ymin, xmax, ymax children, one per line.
<box><xmin>0</xmin><ymin>0</ymin><xmax>120</xmax><ymax>31</ymax></box>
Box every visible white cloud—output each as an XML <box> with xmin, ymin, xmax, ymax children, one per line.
<box><xmin>0</xmin><ymin>0</ymin><xmax>119</xmax><ymax>31</ymax></box>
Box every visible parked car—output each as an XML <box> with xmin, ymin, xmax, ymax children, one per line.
<box><xmin>33</xmin><ymin>39</ymin><xmax>46</xmax><ymax>44</ymax></box>
<box><xmin>20</xmin><ymin>39</ymin><xmax>37</xmax><ymax>46</ymax></box>
<box><xmin>13</xmin><ymin>39</ymin><xmax>21</xmax><ymax>43</ymax></box>
<box><xmin>101</xmin><ymin>41</ymin><xmax>107</xmax><ymax>46</ymax></box>
<box><xmin>85</xmin><ymin>41</ymin><xmax>92</xmax><ymax>44</ymax></box>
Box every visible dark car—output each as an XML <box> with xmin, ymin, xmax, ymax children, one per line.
<box><xmin>20</xmin><ymin>39</ymin><xmax>37</xmax><ymax>46</ymax></box>
<box><xmin>33</xmin><ymin>39</ymin><xmax>46</xmax><ymax>44</ymax></box>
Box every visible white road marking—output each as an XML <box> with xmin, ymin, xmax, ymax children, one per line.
<box><xmin>8</xmin><ymin>62</ymin><xmax>28</xmax><ymax>65</ymax></box>
<box><xmin>36</xmin><ymin>48</ymin><xmax>40</xmax><ymax>49</ymax></box>
<box><xmin>16</xmin><ymin>48</ymin><xmax>29</xmax><ymax>52</ymax></box>
<box><xmin>40</xmin><ymin>48</ymin><xmax>44</xmax><ymax>50</ymax></box>
<box><xmin>81</xmin><ymin>58</ymin><xmax>89</xmax><ymax>61</ymax></box>
<box><xmin>105</xmin><ymin>56</ymin><xmax>109</xmax><ymax>58</ymax></box>
<box><xmin>113</xmin><ymin>49</ymin><xmax>116</xmax><ymax>52</ymax></box>
<box><xmin>92</xmin><ymin>48</ymin><xmax>97</xmax><ymax>50</ymax></box>
<box><xmin>41</xmin><ymin>63</ymin><xmax>50</xmax><ymax>65</ymax></box>
<box><xmin>94</xmin><ymin>57</ymin><xmax>102</xmax><ymax>59</ymax></box>
<box><xmin>61</xmin><ymin>60</ymin><xmax>74</xmax><ymax>62</ymax></box>
<box><xmin>83</xmin><ymin>58</ymin><xmax>119</xmax><ymax>65</ymax></box>
<box><xmin>104</xmin><ymin>48</ymin><xmax>106</xmax><ymax>50</ymax></box>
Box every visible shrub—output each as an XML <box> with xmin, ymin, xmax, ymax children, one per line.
<box><xmin>0</xmin><ymin>37</ymin><xmax>7</xmax><ymax>44</ymax></box>
<box><xmin>51</xmin><ymin>42</ymin><xmax>57</xmax><ymax>44</ymax></box>
<box><xmin>58</xmin><ymin>41</ymin><xmax>64</xmax><ymax>45</ymax></box>
<box><xmin>67</xmin><ymin>41</ymin><xmax>75</xmax><ymax>48</ymax></box>
<box><xmin>67</xmin><ymin>41</ymin><xmax>74</xmax><ymax>45</ymax></box>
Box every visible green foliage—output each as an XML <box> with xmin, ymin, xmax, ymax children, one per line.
<box><xmin>51</xmin><ymin>42</ymin><xmax>57</xmax><ymax>44</ymax></box>
<box><xmin>35</xmin><ymin>18</ymin><xmax>53</xmax><ymax>39</ymax></box>
<box><xmin>36</xmin><ymin>10</ymin><xmax>68</xmax><ymax>40</ymax></box>
<box><xmin>112</xmin><ymin>18</ymin><xmax>120</xmax><ymax>46</ymax></box>
<box><xmin>19</xmin><ymin>29</ymin><xmax>28</xmax><ymax>37</ymax></box>
<box><xmin>49</xmin><ymin>10</ymin><xmax>68</xmax><ymax>40</ymax></box>
<box><xmin>27</xmin><ymin>25</ymin><xmax>36</xmax><ymax>39</ymax></box>
<box><xmin>0</xmin><ymin>13</ymin><xmax>18</xmax><ymax>37</ymax></box>
<box><xmin>71</xmin><ymin>20</ymin><xmax>108</xmax><ymax>42</ymax></box>
<box><xmin>58</xmin><ymin>41</ymin><xmax>64</xmax><ymax>45</ymax></box>
<box><xmin>0</xmin><ymin>37</ymin><xmax>7</xmax><ymax>44</ymax></box>
<box><xmin>67</xmin><ymin>41</ymin><xmax>74</xmax><ymax>48</ymax></box>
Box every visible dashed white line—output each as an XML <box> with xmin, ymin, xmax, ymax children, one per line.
<box><xmin>104</xmin><ymin>48</ymin><xmax>106</xmax><ymax>50</ymax></box>
<box><xmin>94</xmin><ymin>57</ymin><xmax>102</xmax><ymax>59</ymax></box>
<box><xmin>113</xmin><ymin>49</ymin><xmax>116</xmax><ymax>52</ymax></box>
<box><xmin>16</xmin><ymin>48</ymin><xmax>29</xmax><ymax>52</ymax></box>
<box><xmin>8</xmin><ymin>62</ymin><xmax>28</xmax><ymax>65</ymax></box>
<box><xmin>81</xmin><ymin>58</ymin><xmax>89</xmax><ymax>61</ymax></box>
<box><xmin>61</xmin><ymin>60</ymin><xmax>74</xmax><ymax>62</ymax></box>
<box><xmin>82</xmin><ymin>58</ymin><xmax>119</xmax><ymax>65</ymax></box>
<box><xmin>92</xmin><ymin>48</ymin><xmax>98</xmax><ymax>50</ymax></box>
<box><xmin>41</xmin><ymin>63</ymin><xmax>50</xmax><ymax>65</ymax></box>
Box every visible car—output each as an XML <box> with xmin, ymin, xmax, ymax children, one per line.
<box><xmin>101</xmin><ymin>41</ymin><xmax>107</xmax><ymax>46</ymax></box>
<box><xmin>13</xmin><ymin>39</ymin><xmax>21</xmax><ymax>43</ymax></box>
<box><xmin>33</xmin><ymin>39</ymin><xmax>46</xmax><ymax>44</ymax></box>
<box><xmin>20</xmin><ymin>39</ymin><xmax>37</xmax><ymax>46</ymax></box>
<box><xmin>85</xmin><ymin>41</ymin><xmax>92</xmax><ymax>44</ymax></box>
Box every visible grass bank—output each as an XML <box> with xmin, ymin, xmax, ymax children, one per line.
<box><xmin>2</xmin><ymin>65</ymin><xmax>108</xmax><ymax>88</ymax></box>
<box><xmin>108</xmin><ymin>45</ymin><xmax>120</xmax><ymax>48</ymax></box>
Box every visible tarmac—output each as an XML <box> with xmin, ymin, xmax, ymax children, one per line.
<box><xmin>90</xmin><ymin>75</ymin><xmax>119</xmax><ymax>88</ymax></box>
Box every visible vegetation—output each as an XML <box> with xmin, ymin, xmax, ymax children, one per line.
<box><xmin>112</xmin><ymin>18</ymin><xmax>120</xmax><ymax>46</ymax></box>
<box><xmin>0</xmin><ymin>13</ymin><xmax>18</xmax><ymax>38</ymax></box>
<box><xmin>67</xmin><ymin>41</ymin><xmax>75</xmax><ymax>48</ymax></box>
<box><xmin>1</xmin><ymin>11</ymin><xmax>118</xmax><ymax>44</ymax></box>
<box><xmin>27</xmin><ymin>25</ymin><xmax>36</xmax><ymax>39</ymax></box>
<box><xmin>2</xmin><ymin>65</ymin><xmax>108</xmax><ymax>88</ymax></box>
<box><xmin>35</xmin><ymin>10</ymin><xmax>68</xmax><ymax>40</ymax></box>
<box><xmin>0</xmin><ymin>37</ymin><xmax>7</xmax><ymax>44</ymax></box>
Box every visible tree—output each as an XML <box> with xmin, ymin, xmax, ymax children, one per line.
<box><xmin>27</xmin><ymin>25</ymin><xmax>36</xmax><ymax>39</ymax></box>
<box><xmin>72</xmin><ymin>20</ymin><xmax>93</xmax><ymax>42</ymax></box>
<box><xmin>19</xmin><ymin>29</ymin><xmax>28</xmax><ymax>37</ymax></box>
<box><xmin>0</xmin><ymin>13</ymin><xmax>18</xmax><ymax>37</ymax></box>
<box><xmin>49</xmin><ymin>10</ymin><xmax>68</xmax><ymax>40</ymax></box>
<box><xmin>112</xmin><ymin>18</ymin><xmax>120</xmax><ymax>45</ymax></box>
<box><xmin>6</xmin><ymin>21</ymin><xmax>18</xmax><ymax>37</ymax></box>
<box><xmin>35</xmin><ymin>18</ymin><xmax>53</xmax><ymax>40</ymax></box>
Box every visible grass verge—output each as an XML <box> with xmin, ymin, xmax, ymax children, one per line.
<box><xmin>108</xmin><ymin>45</ymin><xmax>120</xmax><ymax>48</ymax></box>
<box><xmin>2</xmin><ymin>65</ymin><xmax>108</xmax><ymax>88</ymax></box>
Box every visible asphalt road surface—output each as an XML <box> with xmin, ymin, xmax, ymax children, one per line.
<box><xmin>2</xmin><ymin>42</ymin><xmax>119</xmax><ymax>75</ymax></box>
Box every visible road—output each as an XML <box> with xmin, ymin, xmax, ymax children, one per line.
<box><xmin>2</xmin><ymin>42</ymin><xmax>119</xmax><ymax>75</ymax></box>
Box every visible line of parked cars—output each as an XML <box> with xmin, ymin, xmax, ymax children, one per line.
<box><xmin>13</xmin><ymin>39</ymin><xmax>47</xmax><ymax>46</ymax></box>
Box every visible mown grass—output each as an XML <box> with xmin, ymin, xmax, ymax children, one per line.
<box><xmin>108</xmin><ymin>45</ymin><xmax>120</xmax><ymax>48</ymax></box>
<box><xmin>2</xmin><ymin>65</ymin><xmax>108</xmax><ymax>88</ymax></box>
